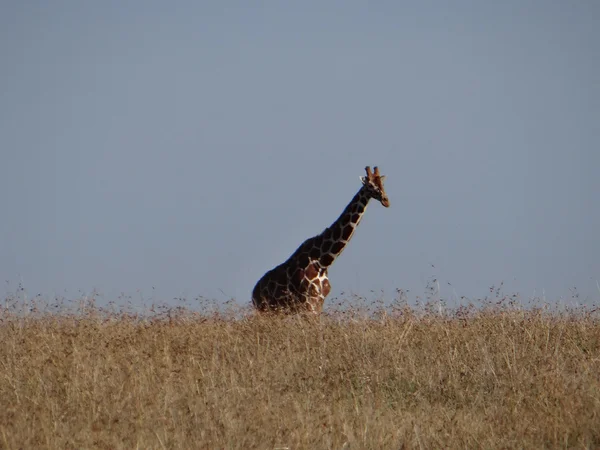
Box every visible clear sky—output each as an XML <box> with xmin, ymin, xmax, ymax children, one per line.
<box><xmin>1</xmin><ymin>1</ymin><xmax>599</xmax><ymax>308</ymax></box>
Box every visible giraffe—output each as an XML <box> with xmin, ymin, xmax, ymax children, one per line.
<box><xmin>252</xmin><ymin>166</ymin><xmax>390</xmax><ymax>314</ymax></box>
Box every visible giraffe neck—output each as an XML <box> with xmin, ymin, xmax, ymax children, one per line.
<box><xmin>313</xmin><ymin>186</ymin><xmax>371</xmax><ymax>268</ymax></box>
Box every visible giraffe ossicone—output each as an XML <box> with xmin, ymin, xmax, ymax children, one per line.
<box><xmin>252</xmin><ymin>166</ymin><xmax>390</xmax><ymax>314</ymax></box>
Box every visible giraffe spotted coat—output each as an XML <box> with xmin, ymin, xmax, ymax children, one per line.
<box><xmin>252</xmin><ymin>166</ymin><xmax>390</xmax><ymax>314</ymax></box>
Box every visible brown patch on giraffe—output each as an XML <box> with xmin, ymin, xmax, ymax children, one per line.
<box><xmin>286</xmin><ymin>259</ymin><xmax>298</xmax><ymax>273</ymax></box>
<box><xmin>319</xmin><ymin>239</ymin><xmax>332</xmax><ymax>253</ymax></box>
<box><xmin>332</xmin><ymin>226</ymin><xmax>342</xmax><ymax>241</ymax></box>
<box><xmin>341</xmin><ymin>214</ymin><xmax>351</xmax><ymax>226</ymax></box>
<box><xmin>292</xmin><ymin>268</ymin><xmax>305</xmax><ymax>283</ymax></box>
<box><xmin>297</xmin><ymin>253</ymin><xmax>309</xmax><ymax>268</ymax></box>
<box><xmin>320</xmin><ymin>253</ymin><xmax>334</xmax><ymax>267</ymax></box>
<box><xmin>342</xmin><ymin>225</ymin><xmax>354</xmax><ymax>240</ymax></box>
<box><xmin>322</xmin><ymin>279</ymin><xmax>331</xmax><ymax>297</ymax></box>
<box><xmin>313</xmin><ymin>235</ymin><xmax>324</xmax><ymax>247</ymax></box>
<box><xmin>330</xmin><ymin>241</ymin><xmax>344</xmax><ymax>254</ymax></box>
<box><xmin>309</xmin><ymin>246</ymin><xmax>320</xmax><ymax>259</ymax></box>
<box><xmin>351</xmin><ymin>214</ymin><xmax>360</xmax><ymax>223</ymax></box>
<box><xmin>304</xmin><ymin>263</ymin><xmax>319</xmax><ymax>280</ymax></box>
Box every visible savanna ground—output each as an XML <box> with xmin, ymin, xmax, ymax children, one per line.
<box><xmin>1</xmin><ymin>291</ymin><xmax>599</xmax><ymax>450</ymax></box>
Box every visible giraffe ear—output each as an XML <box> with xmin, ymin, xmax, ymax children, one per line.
<box><xmin>379</xmin><ymin>175</ymin><xmax>386</xmax><ymax>183</ymax></box>
<box><xmin>360</xmin><ymin>176</ymin><xmax>368</xmax><ymax>185</ymax></box>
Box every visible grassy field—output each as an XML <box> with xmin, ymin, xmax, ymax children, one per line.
<box><xmin>1</xmin><ymin>297</ymin><xmax>599</xmax><ymax>449</ymax></box>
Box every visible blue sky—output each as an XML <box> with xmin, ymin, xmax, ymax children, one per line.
<box><xmin>1</xmin><ymin>1</ymin><xmax>599</xmax><ymax>308</ymax></box>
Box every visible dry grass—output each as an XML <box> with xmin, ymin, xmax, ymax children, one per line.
<box><xmin>1</xmin><ymin>298</ymin><xmax>599</xmax><ymax>449</ymax></box>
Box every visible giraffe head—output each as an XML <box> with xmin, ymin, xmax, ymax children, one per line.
<box><xmin>360</xmin><ymin>166</ymin><xmax>390</xmax><ymax>207</ymax></box>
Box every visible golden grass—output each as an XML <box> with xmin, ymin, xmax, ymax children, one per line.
<box><xmin>1</xmin><ymin>301</ymin><xmax>599</xmax><ymax>449</ymax></box>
